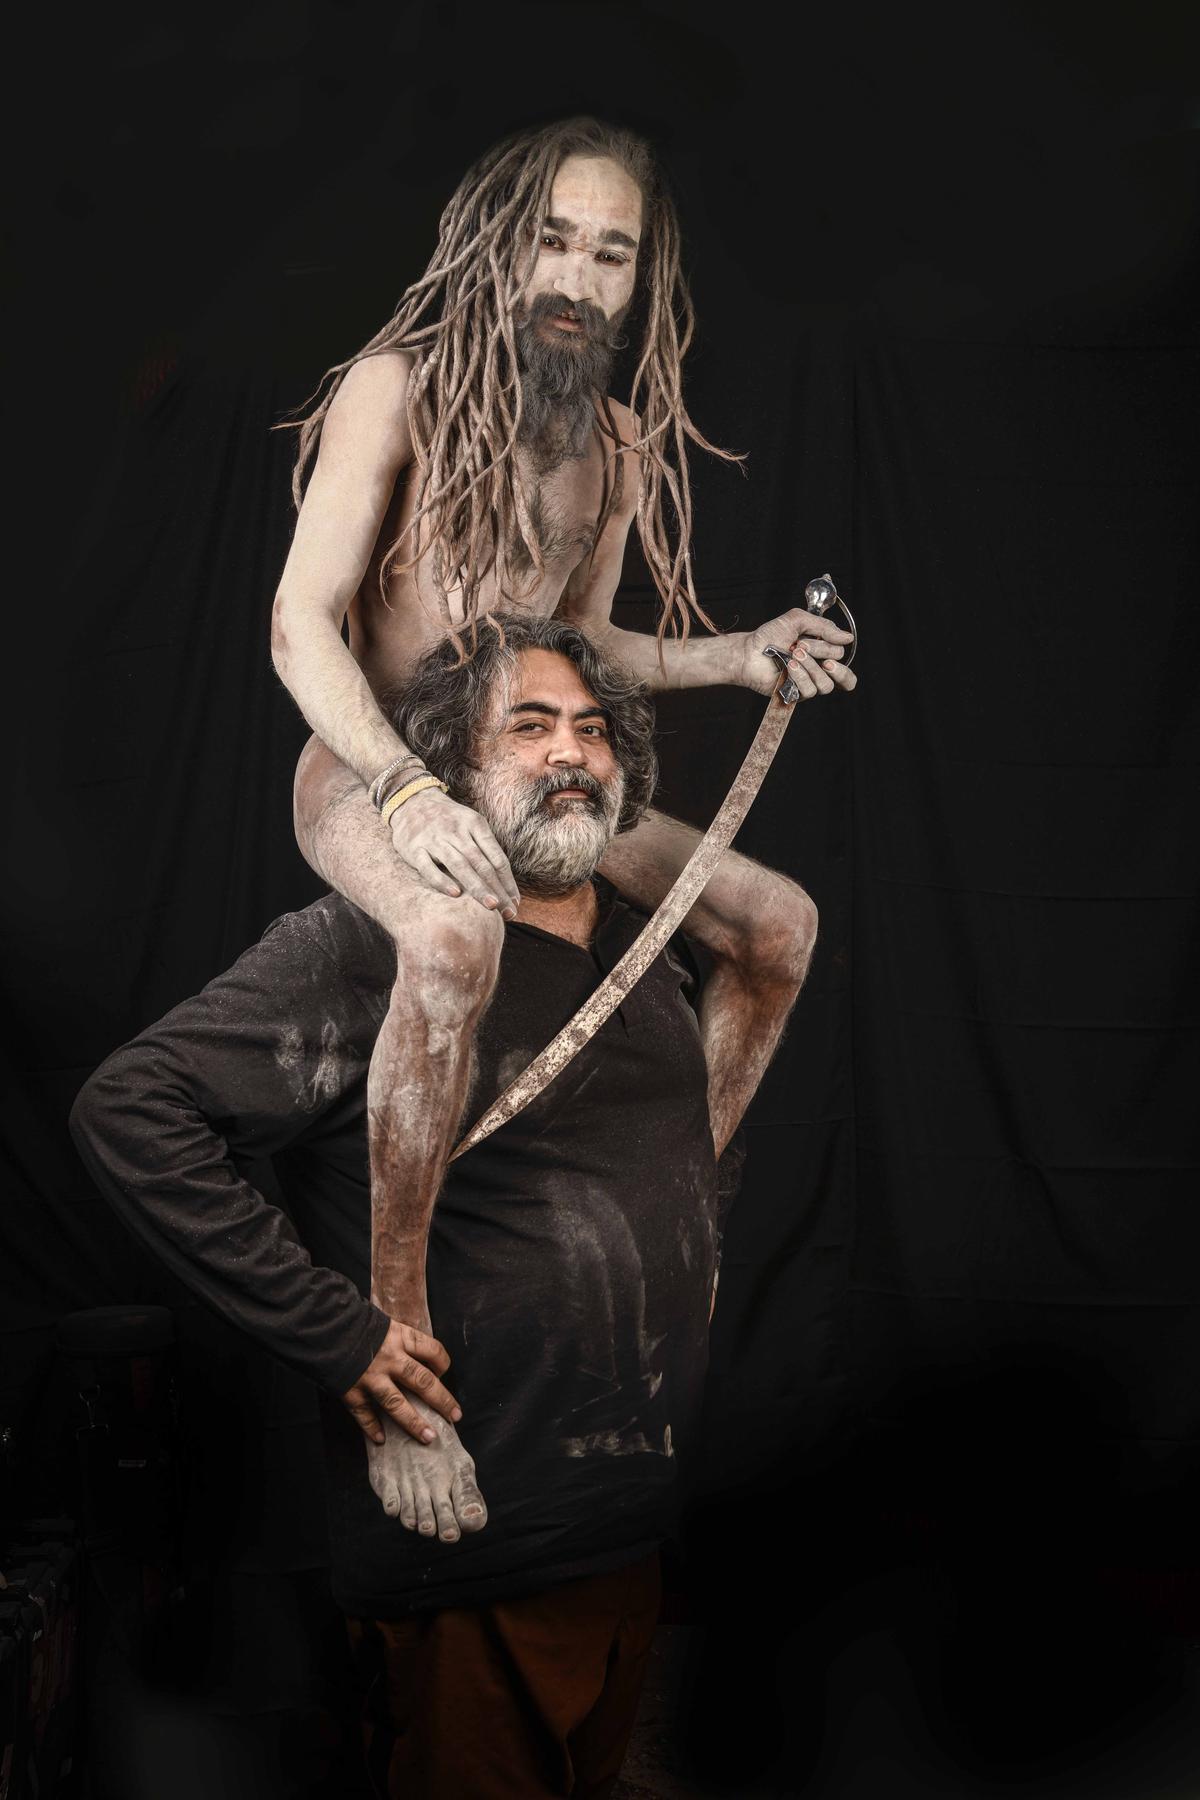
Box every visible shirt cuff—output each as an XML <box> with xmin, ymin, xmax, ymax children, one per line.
<box><xmin>315</xmin><ymin>1299</ymin><xmax>392</xmax><ymax>1394</ymax></box>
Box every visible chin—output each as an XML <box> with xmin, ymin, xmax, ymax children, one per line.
<box><xmin>515</xmin><ymin>876</ymin><xmax>595</xmax><ymax>900</ymax></box>
<box><xmin>509</xmin><ymin>823</ymin><xmax>610</xmax><ymax>895</ymax></box>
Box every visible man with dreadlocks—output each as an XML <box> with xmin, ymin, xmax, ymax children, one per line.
<box><xmin>270</xmin><ymin>118</ymin><xmax>855</xmax><ymax>1538</ymax></box>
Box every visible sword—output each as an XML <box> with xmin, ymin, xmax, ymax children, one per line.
<box><xmin>448</xmin><ymin>574</ymin><xmax>852</xmax><ymax>1161</ymax></box>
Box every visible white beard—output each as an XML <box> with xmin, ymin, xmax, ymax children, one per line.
<box><xmin>465</xmin><ymin>763</ymin><xmax>625</xmax><ymax>898</ymax></box>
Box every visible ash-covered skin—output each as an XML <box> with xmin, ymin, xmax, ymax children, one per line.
<box><xmin>369</xmin><ymin>1398</ymin><xmax>487</xmax><ymax>1543</ymax></box>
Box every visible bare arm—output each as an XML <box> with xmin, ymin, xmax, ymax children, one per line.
<box><xmin>558</xmin><ymin>404</ymin><xmax>854</xmax><ymax>695</ymax></box>
<box><xmin>599</xmin><ymin>607</ymin><xmax>853</xmax><ymax>698</ymax></box>
<box><xmin>559</xmin><ymin>525</ymin><xmax>744</xmax><ymax>690</ymax></box>
<box><xmin>273</xmin><ymin>355</ymin><xmax>521</xmax><ymax>914</ymax></box>
<box><xmin>697</xmin><ymin>932</ymin><xmax>811</xmax><ymax>1157</ymax></box>
<box><xmin>271</xmin><ymin>353</ymin><xmax>416</xmax><ymax>786</ymax></box>
<box><xmin>598</xmin><ymin>810</ymin><xmax>816</xmax><ymax>1154</ymax></box>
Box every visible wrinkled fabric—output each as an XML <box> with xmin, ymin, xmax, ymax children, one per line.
<box><xmin>72</xmin><ymin>880</ymin><xmax>721</xmax><ymax>1614</ymax></box>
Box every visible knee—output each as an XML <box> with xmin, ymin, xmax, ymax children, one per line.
<box><xmin>752</xmin><ymin>884</ymin><xmax>818</xmax><ymax>987</ymax></box>
<box><xmin>394</xmin><ymin>903</ymin><xmax>504</xmax><ymax>1029</ymax></box>
<box><xmin>294</xmin><ymin>737</ymin><xmax>361</xmax><ymax>871</ymax></box>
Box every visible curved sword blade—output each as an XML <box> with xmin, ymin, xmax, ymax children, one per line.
<box><xmin>449</xmin><ymin>671</ymin><xmax>800</xmax><ymax>1161</ymax></box>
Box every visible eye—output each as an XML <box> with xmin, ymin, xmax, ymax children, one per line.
<box><xmin>598</xmin><ymin>252</ymin><xmax>626</xmax><ymax>266</ymax></box>
<box><xmin>540</xmin><ymin>233</ymin><xmax>564</xmax><ymax>251</ymax></box>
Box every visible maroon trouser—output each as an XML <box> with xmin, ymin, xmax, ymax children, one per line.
<box><xmin>345</xmin><ymin>1552</ymin><xmax>661</xmax><ymax>1799</ymax></box>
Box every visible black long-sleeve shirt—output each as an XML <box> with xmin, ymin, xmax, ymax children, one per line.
<box><xmin>70</xmin><ymin>881</ymin><xmax>721</xmax><ymax>1616</ymax></box>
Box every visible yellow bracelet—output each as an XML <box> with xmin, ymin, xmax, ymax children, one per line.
<box><xmin>380</xmin><ymin>774</ymin><xmax>449</xmax><ymax>828</ymax></box>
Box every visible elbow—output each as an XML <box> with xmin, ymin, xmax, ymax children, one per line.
<box><xmin>743</xmin><ymin>884</ymin><xmax>818</xmax><ymax>989</ymax></box>
<box><xmin>270</xmin><ymin>592</ymin><xmax>292</xmax><ymax>682</ymax></box>
<box><xmin>70</xmin><ymin>1048</ymin><xmax>148</xmax><ymax>1169</ymax></box>
<box><xmin>67</xmin><ymin>1086</ymin><xmax>91</xmax><ymax>1156</ymax></box>
<box><xmin>69</xmin><ymin>1063</ymin><xmax>114</xmax><ymax>1166</ymax></box>
<box><xmin>272</xmin><ymin>587</ymin><xmax>353</xmax><ymax>692</ymax></box>
<box><xmin>788</xmin><ymin>894</ymin><xmax>819</xmax><ymax>987</ymax></box>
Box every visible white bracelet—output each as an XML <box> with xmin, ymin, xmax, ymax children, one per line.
<box><xmin>369</xmin><ymin>754</ymin><xmax>425</xmax><ymax>811</ymax></box>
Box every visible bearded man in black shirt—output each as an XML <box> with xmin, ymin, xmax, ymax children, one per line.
<box><xmin>71</xmin><ymin>614</ymin><xmax>817</xmax><ymax>1797</ymax></box>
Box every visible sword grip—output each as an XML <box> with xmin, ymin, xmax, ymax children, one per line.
<box><xmin>762</xmin><ymin>645</ymin><xmax>802</xmax><ymax>706</ymax></box>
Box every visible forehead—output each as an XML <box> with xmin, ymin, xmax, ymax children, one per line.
<box><xmin>548</xmin><ymin>154</ymin><xmax>643</xmax><ymax>241</ymax></box>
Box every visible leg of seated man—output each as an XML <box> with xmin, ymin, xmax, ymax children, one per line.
<box><xmin>296</xmin><ymin>734</ymin><xmax>503</xmax><ymax>1537</ymax></box>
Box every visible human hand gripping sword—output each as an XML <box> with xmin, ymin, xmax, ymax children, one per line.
<box><xmin>449</xmin><ymin>574</ymin><xmax>857</xmax><ymax>1160</ymax></box>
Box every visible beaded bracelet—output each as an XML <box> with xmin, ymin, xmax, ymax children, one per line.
<box><xmin>375</xmin><ymin>761</ymin><xmax>430</xmax><ymax>812</ymax></box>
<box><xmin>380</xmin><ymin>774</ymin><xmax>449</xmax><ymax>828</ymax></box>
<box><xmin>368</xmin><ymin>753</ymin><xmax>425</xmax><ymax>811</ymax></box>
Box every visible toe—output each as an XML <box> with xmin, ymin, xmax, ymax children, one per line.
<box><xmin>414</xmin><ymin>1485</ymin><xmax>437</xmax><ymax>1537</ymax></box>
<box><xmin>433</xmin><ymin>1493</ymin><xmax>460</xmax><ymax>1543</ymax></box>
<box><xmin>380</xmin><ymin>1481</ymin><xmax>401</xmax><ymax>1518</ymax></box>
<box><xmin>452</xmin><ymin>1469</ymin><xmax>488</xmax><ymax>1533</ymax></box>
<box><xmin>398</xmin><ymin>1477</ymin><xmax>417</xmax><ymax>1532</ymax></box>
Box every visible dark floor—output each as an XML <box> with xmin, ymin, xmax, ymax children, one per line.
<box><xmin>615</xmin><ymin>1626</ymin><xmax>709</xmax><ymax>1799</ymax></box>
<box><xmin>615</xmin><ymin>1591</ymin><xmax>1200</xmax><ymax>1799</ymax></box>
<box><xmin>74</xmin><ymin>1564</ymin><xmax>1200</xmax><ymax>1798</ymax></box>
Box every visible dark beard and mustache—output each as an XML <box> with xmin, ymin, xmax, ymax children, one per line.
<box><xmin>514</xmin><ymin>291</ymin><xmax>626</xmax><ymax>466</ymax></box>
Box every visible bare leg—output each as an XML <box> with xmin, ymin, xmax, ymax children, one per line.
<box><xmin>296</xmin><ymin>736</ymin><xmax>502</xmax><ymax>1540</ymax></box>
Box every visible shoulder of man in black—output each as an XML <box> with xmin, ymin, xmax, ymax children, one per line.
<box><xmin>269</xmin><ymin>891</ymin><xmax>397</xmax><ymax>1021</ymax></box>
<box><xmin>271</xmin><ymin>887</ymin><xmax>706</xmax><ymax>1063</ymax></box>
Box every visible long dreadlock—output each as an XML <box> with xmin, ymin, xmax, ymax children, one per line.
<box><xmin>285</xmin><ymin>117</ymin><xmax>742</xmax><ymax>654</ymax></box>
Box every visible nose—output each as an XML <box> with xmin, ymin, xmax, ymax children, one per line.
<box><xmin>546</xmin><ymin>726</ymin><xmax>587</xmax><ymax>767</ymax></box>
<box><xmin>554</xmin><ymin>254</ymin><xmax>596</xmax><ymax>306</ymax></box>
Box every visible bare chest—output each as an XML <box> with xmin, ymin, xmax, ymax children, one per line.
<box><xmin>516</xmin><ymin>450</ymin><xmax>607</xmax><ymax>569</ymax></box>
<box><xmin>353</xmin><ymin>438</ymin><xmax>611</xmax><ymax>685</ymax></box>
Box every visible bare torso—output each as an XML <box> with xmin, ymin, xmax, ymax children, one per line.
<box><xmin>347</xmin><ymin>398</ymin><xmax>639</xmax><ymax>696</ymax></box>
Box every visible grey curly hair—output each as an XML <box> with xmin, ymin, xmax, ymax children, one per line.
<box><xmin>387</xmin><ymin>615</ymin><xmax>657</xmax><ymax>834</ymax></box>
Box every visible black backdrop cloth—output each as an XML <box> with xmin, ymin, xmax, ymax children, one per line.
<box><xmin>5</xmin><ymin>0</ymin><xmax>1199</xmax><ymax>1664</ymax></box>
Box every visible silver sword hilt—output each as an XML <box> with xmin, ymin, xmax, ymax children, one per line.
<box><xmin>803</xmin><ymin>571</ymin><xmax>858</xmax><ymax>667</ymax></box>
<box><xmin>763</xmin><ymin>571</ymin><xmax>858</xmax><ymax>704</ymax></box>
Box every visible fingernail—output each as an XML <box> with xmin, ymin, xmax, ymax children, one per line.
<box><xmin>485</xmin><ymin>895</ymin><xmax>498</xmax><ymax>908</ymax></box>
<box><xmin>449</xmin><ymin>886</ymin><xmax>462</xmax><ymax>897</ymax></box>
<box><xmin>421</xmin><ymin>1428</ymin><xmax>437</xmax><ymax>1444</ymax></box>
<box><xmin>451</xmin><ymin>1407</ymin><xmax>463</xmax><ymax>1422</ymax></box>
<box><xmin>824</xmin><ymin>660</ymin><xmax>837</xmax><ymax>670</ymax></box>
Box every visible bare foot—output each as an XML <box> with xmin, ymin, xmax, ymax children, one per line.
<box><xmin>366</xmin><ymin>1395</ymin><xmax>488</xmax><ymax>1542</ymax></box>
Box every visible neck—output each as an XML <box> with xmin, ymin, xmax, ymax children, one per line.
<box><xmin>514</xmin><ymin>879</ymin><xmax>599</xmax><ymax>948</ymax></box>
